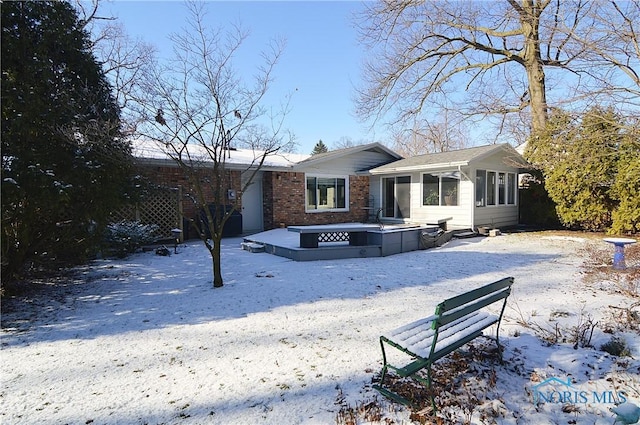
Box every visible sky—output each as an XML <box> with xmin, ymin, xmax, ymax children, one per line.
<box><xmin>103</xmin><ymin>1</ymin><xmax>381</xmax><ymax>155</ymax></box>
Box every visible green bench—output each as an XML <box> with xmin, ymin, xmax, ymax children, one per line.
<box><xmin>373</xmin><ymin>276</ymin><xmax>514</xmax><ymax>411</ymax></box>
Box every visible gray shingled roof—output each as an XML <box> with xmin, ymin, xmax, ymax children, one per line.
<box><xmin>370</xmin><ymin>143</ymin><xmax>516</xmax><ymax>173</ymax></box>
<box><xmin>294</xmin><ymin>142</ymin><xmax>402</xmax><ymax>166</ymax></box>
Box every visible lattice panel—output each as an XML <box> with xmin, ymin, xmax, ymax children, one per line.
<box><xmin>139</xmin><ymin>190</ymin><xmax>180</xmax><ymax>237</ymax></box>
<box><xmin>110</xmin><ymin>188</ymin><xmax>181</xmax><ymax>238</ymax></box>
<box><xmin>110</xmin><ymin>204</ymin><xmax>137</xmax><ymax>223</ymax></box>
<box><xmin>318</xmin><ymin>231</ymin><xmax>350</xmax><ymax>243</ymax></box>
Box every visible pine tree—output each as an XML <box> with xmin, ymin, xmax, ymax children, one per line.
<box><xmin>1</xmin><ymin>1</ymin><xmax>133</xmax><ymax>281</ymax></box>
<box><xmin>311</xmin><ymin>140</ymin><xmax>329</xmax><ymax>155</ymax></box>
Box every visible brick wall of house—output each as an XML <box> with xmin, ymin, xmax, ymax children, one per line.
<box><xmin>137</xmin><ymin>162</ymin><xmax>242</xmax><ymax>223</ymax></box>
<box><xmin>263</xmin><ymin>171</ymin><xmax>370</xmax><ymax>229</ymax></box>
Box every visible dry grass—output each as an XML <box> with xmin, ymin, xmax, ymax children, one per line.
<box><xmin>353</xmin><ymin>340</ymin><xmax>506</xmax><ymax>425</ymax></box>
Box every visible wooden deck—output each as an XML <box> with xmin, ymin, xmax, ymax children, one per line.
<box><xmin>242</xmin><ymin>224</ymin><xmax>452</xmax><ymax>261</ymax></box>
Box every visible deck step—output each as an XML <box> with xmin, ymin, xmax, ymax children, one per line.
<box><xmin>241</xmin><ymin>242</ymin><xmax>265</xmax><ymax>253</ymax></box>
<box><xmin>454</xmin><ymin>231</ymin><xmax>479</xmax><ymax>239</ymax></box>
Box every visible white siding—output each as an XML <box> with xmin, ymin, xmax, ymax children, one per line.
<box><xmin>470</xmin><ymin>153</ymin><xmax>521</xmax><ymax>229</ymax></box>
<box><xmin>369</xmin><ymin>147</ymin><xmax>524</xmax><ymax>230</ymax></box>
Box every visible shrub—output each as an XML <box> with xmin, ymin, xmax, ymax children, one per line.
<box><xmin>600</xmin><ymin>336</ymin><xmax>631</xmax><ymax>357</ymax></box>
<box><xmin>103</xmin><ymin>221</ymin><xmax>159</xmax><ymax>258</ymax></box>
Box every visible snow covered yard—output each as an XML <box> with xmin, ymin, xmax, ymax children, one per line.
<box><xmin>1</xmin><ymin>232</ymin><xmax>638</xmax><ymax>424</ymax></box>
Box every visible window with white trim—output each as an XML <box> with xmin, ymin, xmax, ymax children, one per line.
<box><xmin>476</xmin><ymin>170</ymin><xmax>517</xmax><ymax>207</ymax></box>
<box><xmin>475</xmin><ymin>170</ymin><xmax>486</xmax><ymax>207</ymax></box>
<box><xmin>305</xmin><ymin>175</ymin><xmax>348</xmax><ymax>211</ymax></box>
<box><xmin>422</xmin><ymin>171</ymin><xmax>460</xmax><ymax>206</ymax></box>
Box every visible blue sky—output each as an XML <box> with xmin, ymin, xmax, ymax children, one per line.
<box><xmin>105</xmin><ymin>1</ymin><xmax>383</xmax><ymax>154</ymax></box>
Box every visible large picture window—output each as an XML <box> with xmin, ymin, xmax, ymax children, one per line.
<box><xmin>306</xmin><ymin>176</ymin><xmax>347</xmax><ymax>211</ymax></box>
<box><xmin>422</xmin><ymin>171</ymin><xmax>459</xmax><ymax>206</ymax></box>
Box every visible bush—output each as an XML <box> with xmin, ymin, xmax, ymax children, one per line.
<box><xmin>525</xmin><ymin>108</ymin><xmax>639</xmax><ymax>233</ymax></box>
<box><xmin>600</xmin><ymin>336</ymin><xmax>631</xmax><ymax>357</ymax></box>
<box><xmin>610</xmin><ymin>138</ymin><xmax>640</xmax><ymax>235</ymax></box>
<box><xmin>103</xmin><ymin>221</ymin><xmax>159</xmax><ymax>258</ymax></box>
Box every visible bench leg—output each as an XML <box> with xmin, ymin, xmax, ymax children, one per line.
<box><xmin>426</xmin><ymin>366</ymin><xmax>436</xmax><ymax>412</ymax></box>
<box><xmin>374</xmin><ymin>339</ymin><xmax>415</xmax><ymax>406</ymax></box>
<box><xmin>373</xmin><ymin>338</ymin><xmax>438</xmax><ymax>411</ymax></box>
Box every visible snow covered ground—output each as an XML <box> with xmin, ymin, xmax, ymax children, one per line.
<box><xmin>1</xmin><ymin>231</ymin><xmax>639</xmax><ymax>424</ymax></box>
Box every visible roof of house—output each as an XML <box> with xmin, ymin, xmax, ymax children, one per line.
<box><xmin>369</xmin><ymin>143</ymin><xmax>526</xmax><ymax>174</ymax></box>
<box><xmin>131</xmin><ymin>138</ymin><xmax>310</xmax><ymax>170</ymax></box>
<box><xmin>293</xmin><ymin>142</ymin><xmax>402</xmax><ymax>168</ymax></box>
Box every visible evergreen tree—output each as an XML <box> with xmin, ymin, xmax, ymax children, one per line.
<box><xmin>526</xmin><ymin>108</ymin><xmax>639</xmax><ymax>233</ymax></box>
<box><xmin>311</xmin><ymin>140</ymin><xmax>328</xmax><ymax>155</ymax></box>
<box><xmin>1</xmin><ymin>1</ymin><xmax>132</xmax><ymax>281</ymax></box>
<box><xmin>610</xmin><ymin>131</ymin><xmax>640</xmax><ymax>234</ymax></box>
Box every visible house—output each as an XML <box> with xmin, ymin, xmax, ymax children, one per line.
<box><xmin>127</xmin><ymin>140</ymin><xmax>401</xmax><ymax>238</ymax></box>
<box><xmin>368</xmin><ymin>143</ymin><xmax>528</xmax><ymax>231</ymax></box>
<box><xmin>126</xmin><ymin>140</ymin><xmax>526</xmax><ymax>238</ymax></box>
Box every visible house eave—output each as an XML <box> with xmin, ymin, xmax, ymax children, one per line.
<box><xmin>369</xmin><ymin>161</ymin><xmax>469</xmax><ymax>175</ymax></box>
<box><xmin>134</xmin><ymin>156</ymin><xmax>296</xmax><ymax>172</ymax></box>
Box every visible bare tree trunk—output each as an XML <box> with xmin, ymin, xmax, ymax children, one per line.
<box><xmin>210</xmin><ymin>243</ymin><xmax>223</xmax><ymax>288</ymax></box>
<box><xmin>520</xmin><ymin>0</ymin><xmax>549</xmax><ymax>134</ymax></box>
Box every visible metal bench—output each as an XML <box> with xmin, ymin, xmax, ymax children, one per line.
<box><xmin>373</xmin><ymin>276</ymin><xmax>514</xmax><ymax>411</ymax></box>
<box><xmin>287</xmin><ymin>224</ymin><xmax>378</xmax><ymax>248</ymax></box>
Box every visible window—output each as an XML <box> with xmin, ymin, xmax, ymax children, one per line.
<box><xmin>507</xmin><ymin>173</ymin><xmax>516</xmax><ymax>205</ymax></box>
<box><xmin>498</xmin><ymin>172</ymin><xmax>506</xmax><ymax>205</ymax></box>
<box><xmin>477</xmin><ymin>170</ymin><xmax>517</xmax><ymax>207</ymax></box>
<box><xmin>306</xmin><ymin>176</ymin><xmax>347</xmax><ymax>211</ymax></box>
<box><xmin>475</xmin><ymin>170</ymin><xmax>486</xmax><ymax>207</ymax></box>
<box><xmin>487</xmin><ymin>172</ymin><xmax>496</xmax><ymax>206</ymax></box>
<box><xmin>422</xmin><ymin>174</ymin><xmax>439</xmax><ymax>205</ymax></box>
<box><xmin>422</xmin><ymin>171</ymin><xmax>459</xmax><ymax>206</ymax></box>
<box><xmin>383</xmin><ymin>176</ymin><xmax>411</xmax><ymax>218</ymax></box>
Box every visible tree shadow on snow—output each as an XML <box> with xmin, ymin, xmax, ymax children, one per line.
<box><xmin>1</xmin><ymin>237</ymin><xmax>559</xmax><ymax>347</ymax></box>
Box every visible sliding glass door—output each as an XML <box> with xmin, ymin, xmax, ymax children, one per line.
<box><xmin>382</xmin><ymin>176</ymin><xmax>411</xmax><ymax>219</ymax></box>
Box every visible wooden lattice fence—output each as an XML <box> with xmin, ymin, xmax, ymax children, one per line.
<box><xmin>111</xmin><ymin>187</ymin><xmax>183</xmax><ymax>239</ymax></box>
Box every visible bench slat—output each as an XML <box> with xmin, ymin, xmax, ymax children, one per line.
<box><xmin>436</xmin><ymin>288</ymin><xmax>510</xmax><ymax>327</ymax></box>
<box><xmin>438</xmin><ymin>277</ymin><xmax>513</xmax><ymax>312</ymax></box>
<box><xmin>383</xmin><ymin>311</ymin><xmax>497</xmax><ymax>359</ymax></box>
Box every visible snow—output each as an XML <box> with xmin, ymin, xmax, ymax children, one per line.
<box><xmin>1</xmin><ymin>232</ymin><xmax>639</xmax><ymax>424</ymax></box>
<box><xmin>131</xmin><ymin>138</ymin><xmax>310</xmax><ymax>168</ymax></box>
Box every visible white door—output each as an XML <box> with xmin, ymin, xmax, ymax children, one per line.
<box><xmin>241</xmin><ymin>172</ymin><xmax>263</xmax><ymax>234</ymax></box>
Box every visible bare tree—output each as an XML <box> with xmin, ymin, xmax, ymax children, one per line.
<box><xmin>73</xmin><ymin>0</ymin><xmax>156</xmax><ymax>134</ymax></box>
<box><xmin>355</xmin><ymin>0</ymin><xmax>640</xmax><ymax>147</ymax></box>
<box><xmin>133</xmin><ymin>1</ymin><xmax>293</xmax><ymax>288</ymax></box>
<box><xmin>390</xmin><ymin>110</ymin><xmax>469</xmax><ymax>157</ymax></box>
<box><xmin>565</xmin><ymin>1</ymin><xmax>640</xmax><ymax>108</ymax></box>
<box><xmin>330</xmin><ymin>136</ymin><xmax>372</xmax><ymax>150</ymax></box>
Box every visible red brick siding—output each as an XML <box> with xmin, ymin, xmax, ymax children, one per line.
<box><xmin>263</xmin><ymin>171</ymin><xmax>370</xmax><ymax>229</ymax></box>
<box><xmin>137</xmin><ymin>163</ymin><xmax>242</xmax><ymax>221</ymax></box>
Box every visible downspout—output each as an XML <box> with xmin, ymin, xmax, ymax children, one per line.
<box><xmin>458</xmin><ymin>165</ymin><xmax>473</xmax><ymax>231</ymax></box>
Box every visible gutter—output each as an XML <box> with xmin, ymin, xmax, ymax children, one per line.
<box><xmin>368</xmin><ymin>161</ymin><xmax>469</xmax><ymax>175</ymax></box>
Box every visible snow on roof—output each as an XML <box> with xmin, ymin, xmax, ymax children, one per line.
<box><xmin>131</xmin><ymin>138</ymin><xmax>310</xmax><ymax>169</ymax></box>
